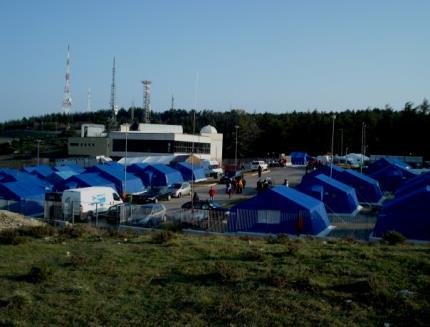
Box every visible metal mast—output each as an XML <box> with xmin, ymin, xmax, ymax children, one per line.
<box><xmin>171</xmin><ymin>95</ymin><xmax>175</xmax><ymax>110</ymax></box>
<box><xmin>86</xmin><ymin>88</ymin><xmax>91</xmax><ymax>112</ymax></box>
<box><xmin>62</xmin><ymin>45</ymin><xmax>72</xmax><ymax>114</ymax></box>
<box><xmin>142</xmin><ymin>80</ymin><xmax>152</xmax><ymax>123</ymax></box>
<box><xmin>110</xmin><ymin>57</ymin><xmax>118</xmax><ymax>120</ymax></box>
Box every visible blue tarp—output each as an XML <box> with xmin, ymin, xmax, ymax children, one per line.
<box><xmin>367</xmin><ymin>158</ymin><xmax>410</xmax><ymax>175</ymax></box>
<box><xmin>21</xmin><ymin>165</ymin><xmax>54</xmax><ymax>179</ymax></box>
<box><xmin>0</xmin><ymin>170</ymin><xmax>52</xmax><ymax>192</ymax></box>
<box><xmin>373</xmin><ymin>186</ymin><xmax>430</xmax><ymax>241</ymax></box>
<box><xmin>370</xmin><ymin>164</ymin><xmax>418</xmax><ymax>193</ymax></box>
<box><xmin>57</xmin><ymin>173</ymin><xmax>117</xmax><ymax>192</ymax></box>
<box><xmin>87</xmin><ymin>163</ymin><xmax>145</xmax><ymax>194</ymax></box>
<box><xmin>171</xmin><ymin>162</ymin><xmax>206</xmax><ymax>182</ymax></box>
<box><xmin>0</xmin><ymin>182</ymin><xmax>44</xmax><ymax>216</ymax></box>
<box><xmin>46</xmin><ymin>171</ymin><xmax>79</xmax><ymax>187</ymax></box>
<box><xmin>228</xmin><ymin>186</ymin><xmax>331</xmax><ymax>235</ymax></box>
<box><xmin>315</xmin><ymin>165</ymin><xmax>383</xmax><ymax>204</ymax></box>
<box><xmin>54</xmin><ymin>164</ymin><xmax>85</xmax><ymax>174</ymax></box>
<box><xmin>395</xmin><ymin>171</ymin><xmax>430</xmax><ymax>198</ymax></box>
<box><xmin>290</xmin><ymin>152</ymin><xmax>310</xmax><ymax>165</ymax></box>
<box><xmin>297</xmin><ymin>173</ymin><xmax>360</xmax><ymax>214</ymax></box>
<box><xmin>128</xmin><ymin>163</ymin><xmax>183</xmax><ymax>187</ymax></box>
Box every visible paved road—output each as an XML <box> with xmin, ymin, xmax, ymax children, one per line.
<box><xmin>162</xmin><ymin>166</ymin><xmax>306</xmax><ymax>218</ymax></box>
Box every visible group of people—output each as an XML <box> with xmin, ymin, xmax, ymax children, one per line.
<box><xmin>256</xmin><ymin>177</ymin><xmax>272</xmax><ymax>193</ymax></box>
<box><xmin>225</xmin><ymin>176</ymin><xmax>246</xmax><ymax>198</ymax></box>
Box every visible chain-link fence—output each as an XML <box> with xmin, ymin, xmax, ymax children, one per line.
<box><xmin>174</xmin><ymin>208</ymin><xmax>377</xmax><ymax>240</ymax></box>
<box><xmin>177</xmin><ymin>209</ymin><xmax>229</xmax><ymax>233</ymax></box>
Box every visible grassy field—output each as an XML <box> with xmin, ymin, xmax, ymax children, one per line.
<box><xmin>0</xmin><ymin>225</ymin><xmax>429</xmax><ymax>326</ymax></box>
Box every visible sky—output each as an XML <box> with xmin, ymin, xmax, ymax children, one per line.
<box><xmin>1</xmin><ymin>0</ymin><xmax>430</xmax><ymax>121</ymax></box>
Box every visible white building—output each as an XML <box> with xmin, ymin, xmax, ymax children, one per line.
<box><xmin>68</xmin><ymin>123</ymin><xmax>223</xmax><ymax>163</ymax></box>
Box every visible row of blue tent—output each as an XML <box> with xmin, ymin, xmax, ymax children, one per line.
<box><xmin>228</xmin><ymin>165</ymin><xmax>384</xmax><ymax>236</ymax></box>
<box><xmin>0</xmin><ymin>161</ymin><xmax>207</xmax><ymax>216</ymax></box>
<box><xmin>370</xmin><ymin>158</ymin><xmax>430</xmax><ymax>241</ymax></box>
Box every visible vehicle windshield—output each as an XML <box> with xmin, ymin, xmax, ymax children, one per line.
<box><xmin>172</xmin><ymin>183</ymin><xmax>182</xmax><ymax>189</ymax></box>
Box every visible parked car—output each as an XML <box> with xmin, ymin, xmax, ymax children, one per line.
<box><xmin>169</xmin><ymin>182</ymin><xmax>191</xmax><ymax>198</ymax></box>
<box><xmin>130</xmin><ymin>188</ymin><xmax>172</xmax><ymax>204</ymax></box>
<box><xmin>268</xmin><ymin>159</ymin><xmax>281</xmax><ymax>167</ymax></box>
<box><xmin>181</xmin><ymin>200</ymin><xmax>228</xmax><ymax>211</ymax></box>
<box><xmin>250</xmin><ymin>160</ymin><xmax>268</xmax><ymax>171</ymax></box>
<box><xmin>219</xmin><ymin>171</ymin><xmax>243</xmax><ymax>184</ymax></box>
<box><xmin>101</xmin><ymin>203</ymin><xmax>167</xmax><ymax>226</ymax></box>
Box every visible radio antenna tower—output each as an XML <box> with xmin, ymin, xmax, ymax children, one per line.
<box><xmin>86</xmin><ymin>88</ymin><xmax>91</xmax><ymax>112</ymax></box>
<box><xmin>110</xmin><ymin>57</ymin><xmax>118</xmax><ymax>120</ymax></box>
<box><xmin>62</xmin><ymin>45</ymin><xmax>72</xmax><ymax>114</ymax></box>
<box><xmin>171</xmin><ymin>95</ymin><xmax>175</xmax><ymax>110</ymax></box>
<box><xmin>142</xmin><ymin>80</ymin><xmax>152</xmax><ymax>123</ymax></box>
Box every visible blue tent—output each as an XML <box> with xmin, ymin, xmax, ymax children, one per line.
<box><xmin>0</xmin><ymin>170</ymin><xmax>52</xmax><ymax>192</ymax></box>
<box><xmin>0</xmin><ymin>182</ymin><xmax>44</xmax><ymax>216</ymax></box>
<box><xmin>21</xmin><ymin>165</ymin><xmax>54</xmax><ymax>179</ymax></box>
<box><xmin>171</xmin><ymin>162</ymin><xmax>206</xmax><ymax>182</ymax></box>
<box><xmin>128</xmin><ymin>163</ymin><xmax>183</xmax><ymax>187</ymax></box>
<box><xmin>315</xmin><ymin>165</ymin><xmax>383</xmax><ymax>205</ymax></box>
<box><xmin>290</xmin><ymin>152</ymin><xmax>310</xmax><ymax>165</ymax></box>
<box><xmin>87</xmin><ymin>163</ymin><xmax>145</xmax><ymax>194</ymax></box>
<box><xmin>367</xmin><ymin>158</ymin><xmax>410</xmax><ymax>175</ymax></box>
<box><xmin>297</xmin><ymin>173</ymin><xmax>360</xmax><ymax>215</ymax></box>
<box><xmin>228</xmin><ymin>186</ymin><xmax>331</xmax><ymax>236</ymax></box>
<box><xmin>46</xmin><ymin>170</ymin><xmax>79</xmax><ymax>187</ymax></box>
<box><xmin>372</xmin><ymin>186</ymin><xmax>430</xmax><ymax>241</ymax></box>
<box><xmin>57</xmin><ymin>173</ymin><xmax>117</xmax><ymax>192</ymax></box>
<box><xmin>395</xmin><ymin>171</ymin><xmax>430</xmax><ymax>198</ymax></box>
<box><xmin>370</xmin><ymin>164</ymin><xmax>418</xmax><ymax>193</ymax></box>
<box><xmin>54</xmin><ymin>164</ymin><xmax>85</xmax><ymax>174</ymax></box>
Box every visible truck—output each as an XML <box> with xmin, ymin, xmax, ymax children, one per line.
<box><xmin>201</xmin><ymin>159</ymin><xmax>224</xmax><ymax>178</ymax></box>
<box><xmin>62</xmin><ymin>186</ymin><xmax>123</xmax><ymax>222</ymax></box>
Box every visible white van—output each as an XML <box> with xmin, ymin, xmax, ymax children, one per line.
<box><xmin>251</xmin><ymin>160</ymin><xmax>268</xmax><ymax>171</ymax></box>
<box><xmin>62</xmin><ymin>186</ymin><xmax>123</xmax><ymax>222</ymax></box>
<box><xmin>201</xmin><ymin>159</ymin><xmax>224</xmax><ymax>178</ymax></box>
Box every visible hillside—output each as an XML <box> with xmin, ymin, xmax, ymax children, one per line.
<box><xmin>0</xmin><ymin>223</ymin><xmax>429</xmax><ymax>326</ymax></box>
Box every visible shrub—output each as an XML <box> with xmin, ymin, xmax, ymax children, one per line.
<box><xmin>0</xmin><ymin>229</ymin><xmax>27</xmax><ymax>245</ymax></box>
<box><xmin>383</xmin><ymin>231</ymin><xmax>406</xmax><ymax>245</ymax></box>
<box><xmin>106</xmin><ymin>228</ymin><xmax>138</xmax><ymax>240</ymax></box>
<box><xmin>26</xmin><ymin>264</ymin><xmax>53</xmax><ymax>283</ymax></box>
<box><xmin>59</xmin><ymin>225</ymin><xmax>96</xmax><ymax>239</ymax></box>
<box><xmin>7</xmin><ymin>290</ymin><xmax>32</xmax><ymax>309</ymax></box>
<box><xmin>18</xmin><ymin>225</ymin><xmax>56</xmax><ymax>239</ymax></box>
<box><xmin>266</xmin><ymin>234</ymin><xmax>289</xmax><ymax>244</ymax></box>
<box><xmin>161</xmin><ymin>221</ymin><xmax>185</xmax><ymax>233</ymax></box>
<box><xmin>241</xmin><ymin>247</ymin><xmax>264</xmax><ymax>261</ymax></box>
<box><xmin>214</xmin><ymin>261</ymin><xmax>244</xmax><ymax>282</ymax></box>
<box><xmin>150</xmin><ymin>231</ymin><xmax>175</xmax><ymax>244</ymax></box>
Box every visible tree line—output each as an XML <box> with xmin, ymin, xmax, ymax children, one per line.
<box><xmin>1</xmin><ymin>99</ymin><xmax>430</xmax><ymax>160</ymax></box>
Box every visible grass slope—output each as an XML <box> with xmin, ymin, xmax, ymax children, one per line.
<box><xmin>0</xmin><ymin>226</ymin><xmax>429</xmax><ymax>326</ymax></box>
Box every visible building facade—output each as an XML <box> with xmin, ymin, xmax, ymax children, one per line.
<box><xmin>68</xmin><ymin>123</ymin><xmax>223</xmax><ymax>163</ymax></box>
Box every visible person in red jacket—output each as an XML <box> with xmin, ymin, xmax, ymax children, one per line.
<box><xmin>208</xmin><ymin>186</ymin><xmax>216</xmax><ymax>201</ymax></box>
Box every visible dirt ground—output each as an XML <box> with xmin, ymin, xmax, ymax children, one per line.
<box><xmin>0</xmin><ymin>210</ymin><xmax>44</xmax><ymax>231</ymax></box>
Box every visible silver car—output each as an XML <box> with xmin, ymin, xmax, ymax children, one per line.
<box><xmin>170</xmin><ymin>182</ymin><xmax>191</xmax><ymax>198</ymax></box>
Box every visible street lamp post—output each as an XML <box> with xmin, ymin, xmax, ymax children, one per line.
<box><xmin>123</xmin><ymin>124</ymin><xmax>128</xmax><ymax>198</ymax></box>
<box><xmin>36</xmin><ymin>139</ymin><xmax>41</xmax><ymax>166</ymax></box>
<box><xmin>234</xmin><ymin>125</ymin><xmax>239</xmax><ymax>170</ymax></box>
<box><xmin>361</xmin><ymin>122</ymin><xmax>366</xmax><ymax>173</ymax></box>
<box><xmin>330</xmin><ymin>115</ymin><xmax>336</xmax><ymax>177</ymax></box>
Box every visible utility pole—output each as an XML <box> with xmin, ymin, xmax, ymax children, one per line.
<box><xmin>330</xmin><ymin>115</ymin><xmax>336</xmax><ymax>177</ymax></box>
<box><xmin>110</xmin><ymin>57</ymin><xmax>117</xmax><ymax>120</ymax></box>
<box><xmin>36</xmin><ymin>140</ymin><xmax>41</xmax><ymax>166</ymax></box>
<box><xmin>361</xmin><ymin>122</ymin><xmax>366</xmax><ymax>173</ymax></box>
<box><xmin>235</xmin><ymin>125</ymin><xmax>239</xmax><ymax>169</ymax></box>
<box><xmin>142</xmin><ymin>80</ymin><xmax>152</xmax><ymax>123</ymax></box>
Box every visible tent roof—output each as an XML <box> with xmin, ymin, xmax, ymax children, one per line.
<box><xmin>54</xmin><ymin>164</ymin><xmax>85</xmax><ymax>173</ymax></box>
<box><xmin>22</xmin><ymin>165</ymin><xmax>54</xmax><ymax>178</ymax></box>
<box><xmin>118</xmin><ymin>155</ymin><xmax>176</xmax><ymax>166</ymax></box>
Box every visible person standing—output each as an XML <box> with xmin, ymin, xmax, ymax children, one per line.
<box><xmin>208</xmin><ymin>186</ymin><xmax>216</xmax><ymax>201</ymax></box>
<box><xmin>283</xmin><ymin>178</ymin><xmax>289</xmax><ymax>187</ymax></box>
<box><xmin>258</xmin><ymin>165</ymin><xmax>262</xmax><ymax>178</ymax></box>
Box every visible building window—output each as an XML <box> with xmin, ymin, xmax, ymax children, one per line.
<box><xmin>70</xmin><ymin>143</ymin><xmax>79</xmax><ymax>147</ymax></box>
<box><xmin>112</xmin><ymin>139</ymin><xmax>210</xmax><ymax>154</ymax></box>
